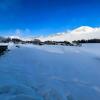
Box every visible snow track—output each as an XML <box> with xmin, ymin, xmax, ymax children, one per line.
<box><xmin>0</xmin><ymin>44</ymin><xmax>100</xmax><ymax>100</ymax></box>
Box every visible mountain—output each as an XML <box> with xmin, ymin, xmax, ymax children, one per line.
<box><xmin>72</xmin><ymin>26</ymin><xmax>94</xmax><ymax>33</ymax></box>
<box><xmin>2</xmin><ymin>26</ymin><xmax>100</xmax><ymax>42</ymax></box>
<box><xmin>37</xmin><ymin>26</ymin><xmax>100</xmax><ymax>42</ymax></box>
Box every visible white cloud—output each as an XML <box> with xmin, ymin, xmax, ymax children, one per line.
<box><xmin>3</xmin><ymin>26</ymin><xmax>100</xmax><ymax>42</ymax></box>
<box><xmin>38</xmin><ymin>26</ymin><xmax>100</xmax><ymax>42</ymax></box>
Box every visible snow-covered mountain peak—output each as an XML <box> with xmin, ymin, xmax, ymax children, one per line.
<box><xmin>5</xmin><ymin>26</ymin><xmax>100</xmax><ymax>42</ymax></box>
<box><xmin>72</xmin><ymin>26</ymin><xmax>94</xmax><ymax>33</ymax></box>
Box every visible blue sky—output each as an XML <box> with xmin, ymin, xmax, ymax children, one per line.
<box><xmin>0</xmin><ymin>0</ymin><xmax>100</xmax><ymax>36</ymax></box>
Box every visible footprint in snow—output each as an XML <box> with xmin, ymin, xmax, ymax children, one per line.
<box><xmin>9</xmin><ymin>94</ymin><xmax>35</xmax><ymax>100</ymax></box>
<box><xmin>94</xmin><ymin>57</ymin><xmax>100</xmax><ymax>61</ymax></box>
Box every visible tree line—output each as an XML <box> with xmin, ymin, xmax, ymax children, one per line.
<box><xmin>0</xmin><ymin>36</ymin><xmax>100</xmax><ymax>46</ymax></box>
<box><xmin>73</xmin><ymin>39</ymin><xmax>100</xmax><ymax>43</ymax></box>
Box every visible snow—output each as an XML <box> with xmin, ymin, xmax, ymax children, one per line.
<box><xmin>0</xmin><ymin>43</ymin><xmax>100</xmax><ymax>100</ymax></box>
<box><xmin>5</xmin><ymin>26</ymin><xmax>100</xmax><ymax>42</ymax></box>
<box><xmin>38</xmin><ymin>26</ymin><xmax>100</xmax><ymax>42</ymax></box>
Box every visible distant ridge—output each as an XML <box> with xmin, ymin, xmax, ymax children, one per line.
<box><xmin>1</xmin><ymin>26</ymin><xmax>100</xmax><ymax>42</ymax></box>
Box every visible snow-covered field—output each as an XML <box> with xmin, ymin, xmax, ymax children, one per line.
<box><xmin>0</xmin><ymin>43</ymin><xmax>100</xmax><ymax>100</ymax></box>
